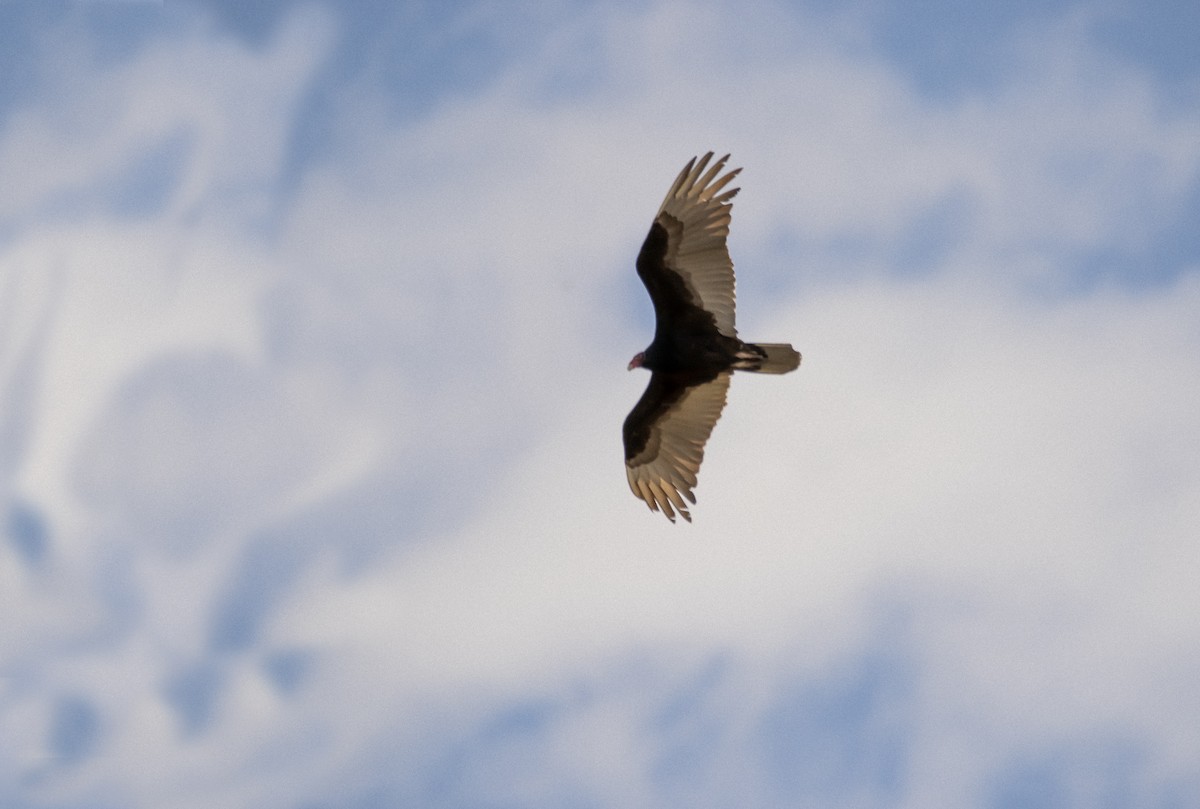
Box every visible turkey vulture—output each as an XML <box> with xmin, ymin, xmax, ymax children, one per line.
<box><xmin>624</xmin><ymin>152</ymin><xmax>800</xmax><ymax>522</ymax></box>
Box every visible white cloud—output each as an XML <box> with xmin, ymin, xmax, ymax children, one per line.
<box><xmin>2</xmin><ymin>0</ymin><xmax>1199</xmax><ymax>807</ymax></box>
<box><xmin>0</xmin><ymin>6</ymin><xmax>333</xmax><ymax>224</ymax></box>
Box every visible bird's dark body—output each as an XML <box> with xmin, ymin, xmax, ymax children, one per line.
<box><xmin>624</xmin><ymin>219</ymin><xmax>770</xmax><ymax>463</ymax></box>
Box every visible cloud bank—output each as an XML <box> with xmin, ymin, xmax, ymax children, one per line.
<box><xmin>2</xmin><ymin>1</ymin><xmax>1199</xmax><ymax>807</ymax></box>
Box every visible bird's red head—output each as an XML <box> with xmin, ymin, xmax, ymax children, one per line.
<box><xmin>628</xmin><ymin>351</ymin><xmax>646</xmax><ymax>371</ymax></box>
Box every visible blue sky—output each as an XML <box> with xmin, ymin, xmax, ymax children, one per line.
<box><xmin>2</xmin><ymin>1</ymin><xmax>1199</xmax><ymax>807</ymax></box>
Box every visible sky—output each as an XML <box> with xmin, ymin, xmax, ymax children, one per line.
<box><xmin>2</xmin><ymin>0</ymin><xmax>1199</xmax><ymax>807</ymax></box>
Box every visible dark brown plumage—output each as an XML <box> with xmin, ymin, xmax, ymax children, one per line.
<box><xmin>624</xmin><ymin>153</ymin><xmax>801</xmax><ymax>522</ymax></box>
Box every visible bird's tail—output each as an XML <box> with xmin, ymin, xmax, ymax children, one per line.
<box><xmin>736</xmin><ymin>342</ymin><xmax>801</xmax><ymax>374</ymax></box>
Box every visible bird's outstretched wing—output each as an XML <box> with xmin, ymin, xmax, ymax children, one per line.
<box><xmin>623</xmin><ymin>370</ymin><xmax>732</xmax><ymax>523</ymax></box>
<box><xmin>635</xmin><ymin>152</ymin><xmax>741</xmax><ymax>338</ymax></box>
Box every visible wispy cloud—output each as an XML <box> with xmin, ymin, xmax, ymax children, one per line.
<box><xmin>2</xmin><ymin>1</ymin><xmax>1199</xmax><ymax>807</ymax></box>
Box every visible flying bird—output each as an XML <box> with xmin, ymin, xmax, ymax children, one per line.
<box><xmin>624</xmin><ymin>152</ymin><xmax>801</xmax><ymax>522</ymax></box>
